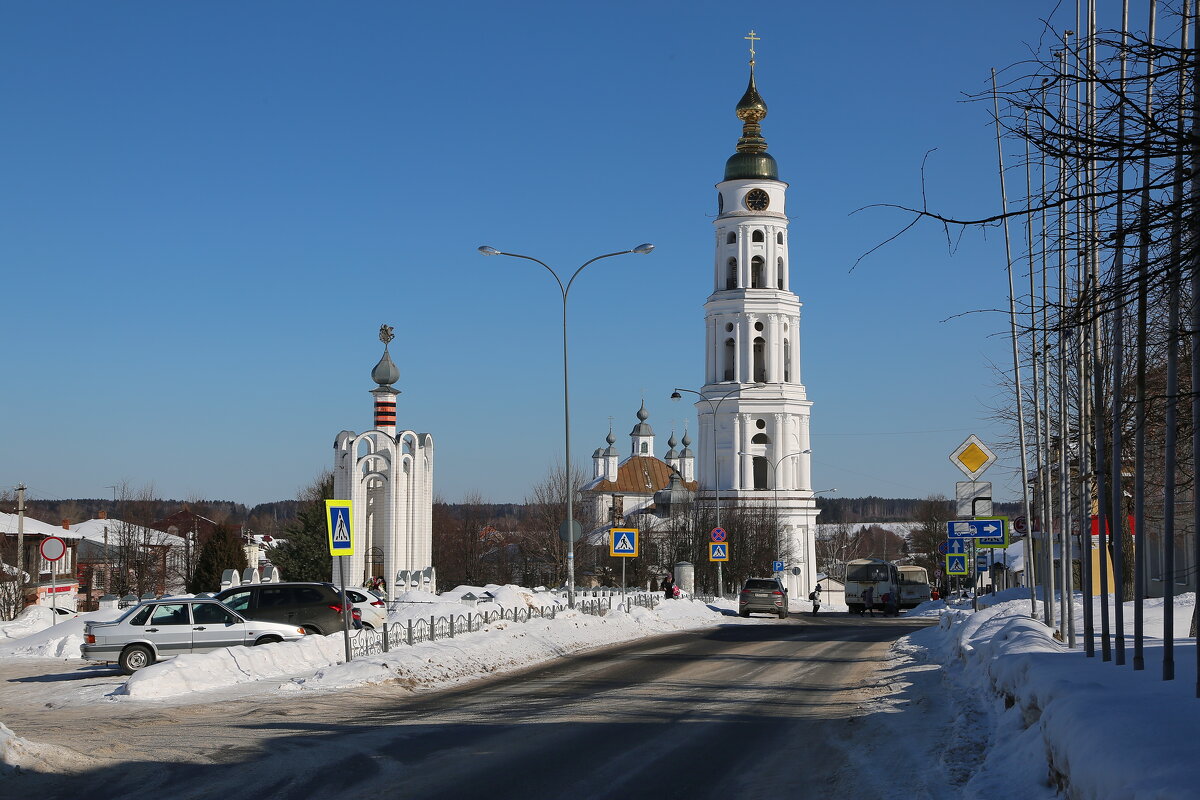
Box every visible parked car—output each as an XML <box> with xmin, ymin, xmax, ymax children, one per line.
<box><xmin>738</xmin><ymin>577</ymin><xmax>788</xmax><ymax>618</ymax></box>
<box><xmin>340</xmin><ymin>587</ymin><xmax>388</xmax><ymax>630</ymax></box>
<box><xmin>81</xmin><ymin>597</ymin><xmax>307</xmax><ymax>674</ymax></box>
<box><xmin>214</xmin><ymin>582</ymin><xmax>356</xmax><ymax>635</ymax></box>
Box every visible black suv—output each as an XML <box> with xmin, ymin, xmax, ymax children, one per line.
<box><xmin>214</xmin><ymin>582</ymin><xmax>352</xmax><ymax>635</ymax></box>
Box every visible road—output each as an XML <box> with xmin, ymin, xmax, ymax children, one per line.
<box><xmin>5</xmin><ymin>612</ymin><xmax>952</xmax><ymax>799</ymax></box>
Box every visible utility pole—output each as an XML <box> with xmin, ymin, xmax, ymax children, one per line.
<box><xmin>15</xmin><ymin>484</ymin><xmax>27</xmax><ymax>607</ymax></box>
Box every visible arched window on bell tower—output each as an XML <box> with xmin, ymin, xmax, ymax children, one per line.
<box><xmin>777</xmin><ymin>257</ymin><xmax>784</xmax><ymax>289</ymax></box>
<box><xmin>784</xmin><ymin>338</ymin><xmax>792</xmax><ymax>382</ymax></box>
<box><xmin>751</xmin><ymin>256</ymin><xmax>764</xmax><ymax>289</ymax></box>
<box><xmin>752</xmin><ymin>229</ymin><xmax>764</xmax><ymax>242</ymax></box>
<box><xmin>726</xmin><ymin>258</ymin><xmax>738</xmax><ymax>290</ymax></box>
<box><xmin>724</xmin><ymin>338</ymin><xmax>736</xmax><ymax>381</ymax></box>
<box><xmin>753</xmin><ymin>337</ymin><xmax>766</xmax><ymax>382</ymax></box>
<box><xmin>726</xmin><ymin>231</ymin><xmax>736</xmax><ymax>244</ymax></box>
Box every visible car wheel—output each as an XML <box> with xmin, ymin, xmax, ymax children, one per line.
<box><xmin>119</xmin><ymin>644</ymin><xmax>154</xmax><ymax>675</ymax></box>
<box><xmin>739</xmin><ymin>609</ymin><xmax>750</xmax><ymax>618</ymax></box>
<box><xmin>778</xmin><ymin>609</ymin><xmax>788</xmax><ymax>619</ymax></box>
<box><xmin>301</xmin><ymin>625</ymin><xmax>322</xmax><ymax>636</ymax></box>
<box><xmin>253</xmin><ymin>635</ymin><xmax>283</xmax><ymax>646</ymax></box>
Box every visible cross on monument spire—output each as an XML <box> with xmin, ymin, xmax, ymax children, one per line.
<box><xmin>744</xmin><ymin>29</ymin><xmax>760</xmax><ymax>65</ymax></box>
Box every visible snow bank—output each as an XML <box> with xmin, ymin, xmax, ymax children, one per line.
<box><xmin>917</xmin><ymin>589</ymin><xmax>1199</xmax><ymax>800</ymax></box>
<box><xmin>118</xmin><ymin>596</ymin><xmax>729</xmax><ymax>700</ymax></box>
<box><xmin>0</xmin><ymin>721</ymin><xmax>95</xmax><ymax>776</ymax></box>
<box><xmin>0</xmin><ymin>610</ymin><xmax>119</xmax><ymax>658</ymax></box>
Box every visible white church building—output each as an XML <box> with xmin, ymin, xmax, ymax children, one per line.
<box><xmin>332</xmin><ymin>326</ymin><xmax>435</xmax><ymax>596</ymax></box>
<box><xmin>693</xmin><ymin>44</ymin><xmax>820</xmax><ymax>598</ymax></box>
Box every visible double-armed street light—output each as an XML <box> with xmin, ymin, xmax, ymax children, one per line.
<box><xmin>479</xmin><ymin>243</ymin><xmax>655</xmax><ymax>608</ymax></box>
<box><xmin>671</xmin><ymin>382</ymin><xmax>765</xmax><ymax>597</ymax></box>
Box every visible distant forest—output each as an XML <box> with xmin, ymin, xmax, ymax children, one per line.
<box><xmin>17</xmin><ymin>496</ymin><xmax>1019</xmax><ymax>531</ymax></box>
<box><xmin>813</xmin><ymin>496</ymin><xmax>1021</xmax><ymax>523</ymax></box>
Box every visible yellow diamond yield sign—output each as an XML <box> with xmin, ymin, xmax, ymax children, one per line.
<box><xmin>950</xmin><ymin>435</ymin><xmax>997</xmax><ymax>480</ymax></box>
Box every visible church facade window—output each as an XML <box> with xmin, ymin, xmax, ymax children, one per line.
<box><xmin>753</xmin><ymin>337</ymin><xmax>766</xmax><ymax>382</ymax></box>
<box><xmin>726</xmin><ymin>231</ymin><xmax>736</xmax><ymax>244</ymax></box>
<box><xmin>777</xmin><ymin>257</ymin><xmax>784</xmax><ymax>289</ymax></box>
<box><xmin>726</xmin><ymin>258</ymin><xmax>738</xmax><ymax>289</ymax></box>
<box><xmin>724</xmin><ymin>338</ymin><xmax>736</xmax><ymax>381</ymax></box>
<box><xmin>752</xmin><ymin>229</ymin><xmax>764</xmax><ymax>242</ymax></box>
<box><xmin>784</xmin><ymin>339</ymin><xmax>791</xmax><ymax>382</ymax></box>
<box><xmin>752</xmin><ymin>456</ymin><xmax>769</xmax><ymax>489</ymax></box>
<box><xmin>751</xmin><ymin>256</ymin><xmax>764</xmax><ymax>288</ymax></box>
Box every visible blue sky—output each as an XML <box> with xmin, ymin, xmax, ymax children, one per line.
<box><xmin>2</xmin><ymin>2</ymin><xmax>1083</xmax><ymax>507</ymax></box>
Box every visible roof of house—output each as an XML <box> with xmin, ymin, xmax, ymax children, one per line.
<box><xmin>580</xmin><ymin>456</ymin><xmax>698</xmax><ymax>496</ymax></box>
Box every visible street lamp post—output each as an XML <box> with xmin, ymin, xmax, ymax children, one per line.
<box><xmin>671</xmin><ymin>383</ymin><xmax>765</xmax><ymax>598</ymax></box>
<box><xmin>480</xmin><ymin>243</ymin><xmax>655</xmax><ymax>608</ymax></box>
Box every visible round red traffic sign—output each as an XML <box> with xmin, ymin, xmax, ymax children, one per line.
<box><xmin>39</xmin><ymin>536</ymin><xmax>67</xmax><ymax>562</ymax></box>
<box><xmin>711</xmin><ymin>527</ymin><xmax>727</xmax><ymax>542</ymax></box>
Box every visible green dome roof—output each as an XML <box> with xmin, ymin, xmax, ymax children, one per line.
<box><xmin>725</xmin><ymin>151</ymin><xmax>778</xmax><ymax>181</ymax></box>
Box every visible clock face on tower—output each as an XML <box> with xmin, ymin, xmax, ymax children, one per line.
<box><xmin>745</xmin><ymin>188</ymin><xmax>770</xmax><ymax>211</ymax></box>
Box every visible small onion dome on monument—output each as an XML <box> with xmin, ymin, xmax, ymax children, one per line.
<box><xmin>604</xmin><ymin>429</ymin><xmax>618</xmax><ymax>456</ymax></box>
<box><xmin>372</xmin><ymin>324</ymin><xmax>400</xmax><ymax>389</ymax></box>
<box><xmin>630</xmin><ymin>400</ymin><xmax>654</xmax><ymax>437</ymax></box>
<box><xmin>665</xmin><ymin>433</ymin><xmax>679</xmax><ymax>460</ymax></box>
<box><xmin>593</xmin><ymin>448</ymin><xmax>603</xmax><ymax>458</ymax></box>
<box><xmin>725</xmin><ymin>30</ymin><xmax>778</xmax><ymax>181</ymax></box>
<box><xmin>681</xmin><ymin>430</ymin><xmax>694</xmax><ymax>458</ymax></box>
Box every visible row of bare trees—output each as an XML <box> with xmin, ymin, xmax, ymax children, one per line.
<box><xmin>874</xmin><ymin>3</ymin><xmax>1198</xmax><ymax>669</ymax></box>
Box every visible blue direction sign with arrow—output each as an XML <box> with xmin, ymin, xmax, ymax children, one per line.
<box><xmin>946</xmin><ymin>553</ymin><xmax>969</xmax><ymax>576</ymax></box>
<box><xmin>937</xmin><ymin>540</ymin><xmax>968</xmax><ymax>556</ymax></box>
<box><xmin>946</xmin><ymin>518</ymin><xmax>1007</xmax><ymax>540</ymax></box>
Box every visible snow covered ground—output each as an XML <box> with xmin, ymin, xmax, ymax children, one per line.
<box><xmin>1</xmin><ymin>584</ymin><xmax>1196</xmax><ymax>798</ymax></box>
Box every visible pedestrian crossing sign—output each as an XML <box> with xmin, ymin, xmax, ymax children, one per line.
<box><xmin>325</xmin><ymin>500</ymin><xmax>355</xmax><ymax>556</ymax></box>
<box><xmin>946</xmin><ymin>553</ymin><xmax>968</xmax><ymax>576</ymax></box>
<box><xmin>610</xmin><ymin>527</ymin><xmax>638</xmax><ymax>557</ymax></box>
<box><xmin>710</xmin><ymin>542</ymin><xmax>729</xmax><ymax>562</ymax></box>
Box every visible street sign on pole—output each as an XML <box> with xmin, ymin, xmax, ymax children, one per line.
<box><xmin>771</xmin><ymin>560</ymin><xmax>784</xmax><ymax>573</ymax></box>
<box><xmin>710</xmin><ymin>527</ymin><xmax>727</xmax><ymax>542</ymax></box>
<box><xmin>709</xmin><ymin>542</ymin><xmax>729</xmax><ymax>561</ymax></box>
<box><xmin>610</xmin><ymin>528</ymin><xmax>638</xmax><ymax>557</ymax></box>
<box><xmin>946</xmin><ymin>517</ymin><xmax>1008</xmax><ymax>540</ymax></box>
<box><xmin>946</xmin><ymin>553</ymin><xmax>969</xmax><ymax>576</ymax></box>
<box><xmin>955</xmin><ymin>481</ymin><xmax>993</xmax><ymax>517</ymax></box>
<box><xmin>949</xmin><ymin>435</ymin><xmax>997</xmax><ymax>480</ymax></box>
<box><xmin>937</xmin><ymin>540</ymin><xmax>967</xmax><ymax>556</ymax></box>
<box><xmin>39</xmin><ymin>536</ymin><xmax>66</xmax><ymax>624</ymax></box>
<box><xmin>325</xmin><ymin>501</ymin><xmax>355</xmax><ymax>556</ymax></box>
<box><xmin>324</xmin><ymin>500</ymin><xmax>355</xmax><ymax>663</ymax></box>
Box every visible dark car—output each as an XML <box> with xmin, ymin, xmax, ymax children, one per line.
<box><xmin>738</xmin><ymin>577</ymin><xmax>788</xmax><ymax>618</ymax></box>
<box><xmin>214</xmin><ymin>582</ymin><xmax>355</xmax><ymax>636</ymax></box>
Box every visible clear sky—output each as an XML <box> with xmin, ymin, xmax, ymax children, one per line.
<box><xmin>2</xmin><ymin>1</ymin><xmax>1086</xmax><ymax>508</ymax></box>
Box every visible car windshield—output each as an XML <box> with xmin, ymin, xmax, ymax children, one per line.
<box><xmin>846</xmin><ymin>564</ymin><xmax>891</xmax><ymax>582</ymax></box>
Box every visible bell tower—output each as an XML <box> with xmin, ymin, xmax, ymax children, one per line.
<box><xmin>696</xmin><ymin>32</ymin><xmax>820</xmax><ymax>597</ymax></box>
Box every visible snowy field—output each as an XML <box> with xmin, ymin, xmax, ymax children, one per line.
<box><xmin>1</xmin><ymin>584</ymin><xmax>1196</xmax><ymax>798</ymax></box>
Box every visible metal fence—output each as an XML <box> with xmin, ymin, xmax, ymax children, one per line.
<box><xmin>349</xmin><ymin>591</ymin><xmax>659</xmax><ymax>659</ymax></box>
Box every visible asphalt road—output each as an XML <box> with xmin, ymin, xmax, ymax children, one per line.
<box><xmin>6</xmin><ymin>612</ymin><xmax>938</xmax><ymax>800</ymax></box>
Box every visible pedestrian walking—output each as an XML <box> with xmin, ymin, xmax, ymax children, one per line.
<box><xmin>809</xmin><ymin>582</ymin><xmax>822</xmax><ymax>616</ymax></box>
<box><xmin>862</xmin><ymin>585</ymin><xmax>875</xmax><ymax>617</ymax></box>
<box><xmin>663</xmin><ymin>574</ymin><xmax>674</xmax><ymax>600</ymax></box>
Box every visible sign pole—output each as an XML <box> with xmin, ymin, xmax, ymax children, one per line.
<box><xmin>50</xmin><ymin>561</ymin><xmax>56</xmax><ymax>625</ymax></box>
<box><xmin>340</xmin><ymin>557</ymin><xmax>351</xmax><ymax>662</ymax></box>
<box><xmin>621</xmin><ymin>558</ymin><xmax>626</xmax><ymax>612</ymax></box>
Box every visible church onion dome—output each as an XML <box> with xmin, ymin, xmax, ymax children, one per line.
<box><xmin>725</xmin><ymin>64</ymin><xmax>778</xmax><ymax>181</ymax></box>
<box><xmin>630</xmin><ymin>401</ymin><xmax>654</xmax><ymax>437</ymax></box>
<box><xmin>593</xmin><ymin>448</ymin><xmax>603</xmax><ymax>458</ymax></box>
<box><xmin>665</xmin><ymin>433</ymin><xmax>679</xmax><ymax>459</ymax></box>
<box><xmin>681</xmin><ymin>430</ymin><xmax>694</xmax><ymax>457</ymax></box>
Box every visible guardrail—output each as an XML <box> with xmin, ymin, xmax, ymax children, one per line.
<box><xmin>349</xmin><ymin>591</ymin><xmax>660</xmax><ymax>659</ymax></box>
